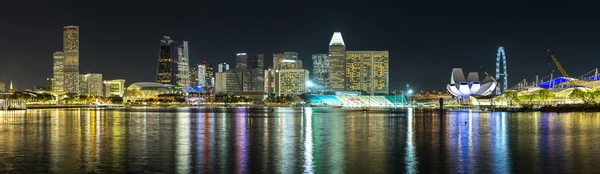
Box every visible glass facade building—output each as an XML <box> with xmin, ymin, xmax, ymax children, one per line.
<box><xmin>328</xmin><ymin>32</ymin><xmax>346</xmax><ymax>92</ymax></box>
<box><xmin>273</xmin><ymin>52</ymin><xmax>301</xmax><ymax>70</ymax></box>
<box><xmin>312</xmin><ymin>54</ymin><xmax>330</xmax><ymax>90</ymax></box>
<box><xmin>79</xmin><ymin>73</ymin><xmax>103</xmax><ymax>96</ymax></box>
<box><xmin>63</xmin><ymin>26</ymin><xmax>79</xmax><ymax>94</ymax></box>
<box><xmin>177</xmin><ymin>41</ymin><xmax>191</xmax><ymax>88</ymax></box>
<box><xmin>345</xmin><ymin>51</ymin><xmax>389</xmax><ymax>95</ymax></box>
<box><xmin>215</xmin><ymin>71</ymin><xmax>242</xmax><ymax>93</ymax></box>
<box><xmin>202</xmin><ymin>61</ymin><xmax>214</xmax><ymax>87</ymax></box>
<box><xmin>250</xmin><ymin>54</ymin><xmax>265</xmax><ymax>92</ymax></box>
<box><xmin>198</xmin><ymin>64</ymin><xmax>206</xmax><ymax>86</ymax></box>
<box><xmin>52</xmin><ymin>51</ymin><xmax>65</xmax><ymax>94</ymax></box>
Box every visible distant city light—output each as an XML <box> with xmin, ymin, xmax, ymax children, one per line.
<box><xmin>236</xmin><ymin>53</ymin><xmax>247</xmax><ymax>56</ymax></box>
<box><xmin>306</xmin><ymin>81</ymin><xmax>313</xmax><ymax>87</ymax></box>
<box><xmin>408</xmin><ymin>90</ymin><xmax>413</xmax><ymax>94</ymax></box>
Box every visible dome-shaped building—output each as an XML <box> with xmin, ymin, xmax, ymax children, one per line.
<box><xmin>123</xmin><ymin>82</ymin><xmax>184</xmax><ymax>102</ymax></box>
<box><xmin>446</xmin><ymin>68</ymin><xmax>497</xmax><ymax>98</ymax></box>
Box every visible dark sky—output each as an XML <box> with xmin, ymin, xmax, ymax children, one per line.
<box><xmin>1</xmin><ymin>0</ymin><xmax>600</xmax><ymax>91</ymax></box>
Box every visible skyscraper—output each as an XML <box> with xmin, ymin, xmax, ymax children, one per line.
<box><xmin>328</xmin><ymin>32</ymin><xmax>346</xmax><ymax>92</ymax></box>
<box><xmin>202</xmin><ymin>61</ymin><xmax>214</xmax><ymax>87</ymax></box>
<box><xmin>312</xmin><ymin>54</ymin><xmax>330</xmax><ymax>90</ymax></box>
<box><xmin>276</xmin><ymin>69</ymin><xmax>310</xmax><ymax>96</ymax></box>
<box><xmin>52</xmin><ymin>51</ymin><xmax>65</xmax><ymax>94</ymax></box>
<box><xmin>190</xmin><ymin>65</ymin><xmax>198</xmax><ymax>86</ymax></box>
<box><xmin>215</xmin><ymin>70</ymin><xmax>242</xmax><ymax>93</ymax></box>
<box><xmin>79</xmin><ymin>73</ymin><xmax>103</xmax><ymax>96</ymax></box>
<box><xmin>218</xmin><ymin>63</ymin><xmax>230</xmax><ymax>72</ymax></box>
<box><xmin>345</xmin><ymin>51</ymin><xmax>389</xmax><ymax>95</ymax></box>
<box><xmin>236</xmin><ymin>53</ymin><xmax>248</xmax><ymax>71</ymax></box>
<box><xmin>273</xmin><ymin>52</ymin><xmax>301</xmax><ymax>70</ymax></box>
<box><xmin>177</xmin><ymin>41</ymin><xmax>191</xmax><ymax>88</ymax></box>
<box><xmin>250</xmin><ymin>54</ymin><xmax>265</xmax><ymax>92</ymax></box>
<box><xmin>46</xmin><ymin>78</ymin><xmax>53</xmax><ymax>91</ymax></box>
<box><xmin>157</xmin><ymin>36</ymin><xmax>190</xmax><ymax>87</ymax></box>
<box><xmin>103</xmin><ymin>79</ymin><xmax>126</xmax><ymax>97</ymax></box>
<box><xmin>63</xmin><ymin>26</ymin><xmax>79</xmax><ymax>94</ymax></box>
<box><xmin>0</xmin><ymin>81</ymin><xmax>5</xmax><ymax>92</ymax></box>
<box><xmin>198</xmin><ymin>64</ymin><xmax>206</xmax><ymax>86</ymax></box>
<box><xmin>264</xmin><ymin>69</ymin><xmax>275</xmax><ymax>94</ymax></box>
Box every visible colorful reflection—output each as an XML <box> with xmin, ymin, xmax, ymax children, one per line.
<box><xmin>0</xmin><ymin>109</ymin><xmax>600</xmax><ymax>173</ymax></box>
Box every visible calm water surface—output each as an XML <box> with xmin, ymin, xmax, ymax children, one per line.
<box><xmin>1</xmin><ymin>108</ymin><xmax>600</xmax><ymax>173</ymax></box>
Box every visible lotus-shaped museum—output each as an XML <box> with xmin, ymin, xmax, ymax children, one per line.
<box><xmin>446</xmin><ymin>68</ymin><xmax>497</xmax><ymax>98</ymax></box>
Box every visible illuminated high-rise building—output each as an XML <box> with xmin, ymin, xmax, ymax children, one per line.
<box><xmin>236</xmin><ymin>53</ymin><xmax>248</xmax><ymax>70</ymax></box>
<box><xmin>63</xmin><ymin>26</ymin><xmax>79</xmax><ymax>94</ymax></box>
<box><xmin>273</xmin><ymin>52</ymin><xmax>301</xmax><ymax>70</ymax></box>
<box><xmin>312</xmin><ymin>54</ymin><xmax>330</xmax><ymax>90</ymax></box>
<box><xmin>198</xmin><ymin>64</ymin><xmax>206</xmax><ymax>86</ymax></box>
<box><xmin>156</xmin><ymin>36</ymin><xmax>190</xmax><ymax>88</ymax></box>
<box><xmin>157</xmin><ymin>36</ymin><xmax>178</xmax><ymax>85</ymax></box>
<box><xmin>0</xmin><ymin>81</ymin><xmax>5</xmax><ymax>92</ymax></box>
<box><xmin>215</xmin><ymin>70</ymin><xmax>242</xmax><ymax>93</ymax></box>
<box><xmin>46</xmin><ymin>78</ymin><xmax>53</xmax><ymax>91</ymax></box>
<box><xmin>103</xmin><ymin>79</ymin><xmax>126</xmax><ymax>97</ymax></box>
<box><xmin>52</xmin><ymin>51</ymin><xmax>65</xmax><ymax>94</ymax></box>
<box><xmin>328</xmin><ymin>32</ymin><xmax>346</xmax><ymax>92</ymax></box>
<box><xmin>218</xmin><ymin>62</ymin><xmax>230</xmax><ymax>72</ymax></box>
<box><xmin>202</xmin><ymin>61</ymin><xmax>214</xmax><ymax>87</ymax></box>
<box><xmin>276</xmin><ymin>69</ymin><xmax>309</xmax><ymax>96</ymax></box>
<box><xmin>177</xmin><ymin>41</ymin><xmax>191</xmax><ymax>88</ymax></box>
<box><xmin>79</xmin><ymin>73</ymin><xmax>103</xmax><ymax>96</ymax></box>
<box><xmin>190</xmin><ymin>65</ymin><xmax>198</xmax><ymax>86</ymax></box>
<box><xmin>345</xmin><ymin>51</ymin><xmax>389</xmax><ymax>95</ymax></box>
<box><xmin>250</xmin><ymin>54</ymin><xmax>265</xmax><ymax>92</ymax></box>
<box><xmin>264</xmin><ymin>69</ymin><xmax>275</xmax><ymax>94</ymax></box>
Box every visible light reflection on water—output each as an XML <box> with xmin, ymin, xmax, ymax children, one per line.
<box><xmin>1</xmin><ymin>108</ymin><xmax>600</xmax><ymax>173</ymax></box>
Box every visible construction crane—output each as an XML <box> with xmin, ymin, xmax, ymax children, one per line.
<box><xmin>547</xmin><ymin>50</ymin><xmax>581</xmax><ymax>89</ymax></box>
<box><xmin>480</xmin><ymin>67</ymin><xmax>499</xmax><ymax>83</ymax></box>
<box><xmin>547</xmin><ymin>50</ymin><xmax>570</xmax><ymax>78</ymax></box>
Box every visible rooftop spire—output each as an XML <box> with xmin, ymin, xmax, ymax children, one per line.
<box><xmin>329</xmin><ymin>32</ymin><xmax>345</xmax><ymax>46</ymax></box>
<box><xmin>9</xmin><ymin>80</ymin><xmax>12</xmax><ymax>90</ymax></box>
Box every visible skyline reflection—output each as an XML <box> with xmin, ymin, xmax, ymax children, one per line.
<box><xmin>1</xmin><ymin>108</ymin><xmax>600</xmax><ymax>173</ymax></box>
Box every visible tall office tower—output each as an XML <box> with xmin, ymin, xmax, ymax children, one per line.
<box><xmin>218</xmin><ymin>63</ymin><xmax>230</xmax><ymax>72</ymax></box>
<box><xmin>52</xmin><ymin>51</ymin><xmax>65</xmax><ymax>94</ymax></box>
<box><xmin>79</xmin><ymin>73</ymin><xmax>103</xmax><ymax>96</ymax></box>
<box><xmin>328</xmin><ymin>32</ymin><xmax>346</xmax><ymax>92</ymax></box>
<box><xmin>177</xmin><ymin>41</ymin><xmax>191</xmax><ymax>88</ymax></box>
<box><xmin>312</xmin><ymin>54</ymin><xmax>330</xmax><ymax>90</ymax></box>
<box><xmin>63</xmin><ymin>26</ymin><xmax>79</xmax><ymax>94</ymax></box>
<box><xmin>250</xmin><ymin>54</ymin><xmax>265</xmax><ymax>92</ymax></box>
<box><xmin>276</xmin><ymin>69</ymin><xmax>310</xmax><ymax>96</ymax></box>
<box><xmin>236</xmin><ymin>53</ymin><xmax>248</xmax><ymax>70</ymax></box>
<box><xmin>215</xmin><ymin>70</ymin><xmax>242</xmax><ymax>93</ymax></box>
<box><xmin>157</xmin><ymin>36</ymin><xmax>190</xmax><ymax>87</ymax></box>
<box><xmin>0</xmin><ymin>81</ymin><xmax>5</xmax><ymax>92</ymax></box>
<box><xmin>273</xmin><ymin>52</ymin><xmax>301</xmax><ymax>70</ymax></box>
<box><xmin>264</xmin><ymin>69</ymin><xmax>275</xmax><ymax>95</ymax></box>
<box><xmin>235</xmin><ymin>53</ymin><xmax>249</xmax><ymax>91</ymax></box>
<box><xmin>103</xmin><ymin>79</ymin><xmax>126</xmax><ymax>97</ymax></box>
<box><xmin>189</xmin><ymin>65</ymin><xmax>198</xmax><ymax>86</ymax></box>
<box><xmin>46</xmin><ymin>78</ymin><xmax>53</xmax><ymax>91</ymax></box>
<box><xmin>202</xmin><ymin>61</ymin><xmax>214</xmax><ymax>87</ymax></box>
<box><xmin>345</xmin><ymin>51</ymin><xmax>389</xmax><ymax>95</ymax></box>
<box><xmin>198</xmin><ymin>64</ymin><xmax>207</xmax><ymax>86</ymax></box>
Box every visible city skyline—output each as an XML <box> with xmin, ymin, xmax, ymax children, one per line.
<box><xmin>2</xmin><ymin>1</ymin><xmax>600</xmax><ymax>91</ymax></box>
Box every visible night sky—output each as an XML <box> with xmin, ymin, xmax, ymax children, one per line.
<box><xmin>1</xmin><ymin>1</ymin><xmax>600</xmax><ymax>91</ymax></box>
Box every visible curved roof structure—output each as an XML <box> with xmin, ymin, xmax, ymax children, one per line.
<box><xmin>447</xmin><ymin>68</ymin><xmax>497</xmax><ymax>98</ymax></box>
